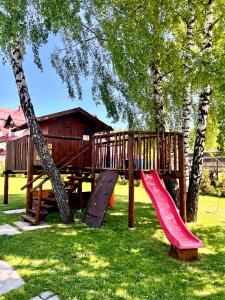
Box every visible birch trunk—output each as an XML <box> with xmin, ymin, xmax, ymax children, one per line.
<box><xmin>187</xmin><ymin>0</ymin><xmax>214</xmax><ymax>222</ymax></box>
<box><xmin>153</xmin><ymin>66</ymin><xmax>165</xmax><ymax>132</ymax></box>
<box><xmin>11</xmin><ymin>43</ymin><xmax>74</xmax><ymax>224</ymax></box>
<box><xmin>182</xmin><ymin>2</ymin><xmax>195</xmax><ymax>191</ymax></box>
<box><xmin>152</xmin><ymin>65</ymin><xmax>180</xmax><ymax>207</ymax></box>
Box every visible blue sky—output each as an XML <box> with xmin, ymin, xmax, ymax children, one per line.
<box><xmin>0</xmin><ymin>36</ymin><xmax>125</xmax><ymax>129</ymax></box>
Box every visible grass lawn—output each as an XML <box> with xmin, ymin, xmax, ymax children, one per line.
<box><xmin>0</xmin><ymin>177</ymin><xmax>225</xmax><ymax>300</ymax></box>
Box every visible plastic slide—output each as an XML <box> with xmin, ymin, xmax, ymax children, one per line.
<box><xmin>141</xmin><ymin>170</ymin><xmax>202</xmax><ymax>249</ymax></box>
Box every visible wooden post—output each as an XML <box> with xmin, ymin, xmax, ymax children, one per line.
<box><xmin>91</xmin><ymin>136</ymin><xmax>96</xmax><ymax>192</ymax></box>
<box><xmin>178</xmin><ymin>134</ymin><xmax>187</xmax><ymax>223</ymax></box>
<box><xmin>78</xmin><ymin>180</ymin><xmax>83</xmax><ymax>209</ymax></box>
<box><xmin>36</xmin><ymin>186</ymin><xmax>42</xmax><ymax>221</ymax></box>
<box><xmin>26</xmin><ymin>136</ymin><xmax>34</xmax><ymax>213</ymax></box>
<box><xmin>156</xmin><ymin>132</ymin><xmax>160</xmax><ymax>173</ymax></box>
<box><xmin>3</xmin><ymin>172</ymin><xmax>9</xmax><ymax>205</ymax></box>
<box><xmin>106</xmin><ymin>136</ymin><xmax>111</xmax><ymax>168</ymax></box>
<box><xmin>128</xmin><ymin>131</ymin><xmax>134</xmax><ymax>228</ymax></box>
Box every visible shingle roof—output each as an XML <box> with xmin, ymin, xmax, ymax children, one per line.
<box><xmin>0</xmin><ymin>106</ymin><xmax>25</xmax><ymax>128</ymax></box>
<box><xmin>13</xmin><ymin>107</ymin><xmax>112</xmax><ymax>132</ymax></box>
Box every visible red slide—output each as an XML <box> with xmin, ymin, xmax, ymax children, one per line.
<box><xmin>141</xmin><ymin>170</ymin><xmax>202</xmax><ymax>249</ymax></box>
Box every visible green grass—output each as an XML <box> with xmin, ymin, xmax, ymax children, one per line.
<box><xmin>0</xmin><ymin>177</ymin><xmax>225</xmax><ymax>300</ymax></box>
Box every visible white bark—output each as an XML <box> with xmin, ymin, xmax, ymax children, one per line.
<box><xmin>182</xmin><ymin>2</ymin><xmax>195</xmax><ymax>191</ymax></box>
<box><xmin>153</xmin><ymin>66</ymin><xmax>165</xmax><ymax>132</ymax></box>
<box><xmin>187</xmin><ymin>0</ymin><xmax>214</xmax><ymax>222</ymax></box>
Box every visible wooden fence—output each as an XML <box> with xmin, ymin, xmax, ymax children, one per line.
<box><xmin>92</xmin><ymin>131</ymin><xmax>184</xmax><ymax>179</ymax></box>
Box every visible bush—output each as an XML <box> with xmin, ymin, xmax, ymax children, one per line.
<box><xmin>200</xmin><ymin>170</ymin><xmax>225</xmax><ymax>197</ymax></box>
<box><xmin>200</xmin><ymin>170</ymin><xmax>217</xmax><ymax>196</ymax></box>
<box><xmin>117</xmin><ymin>175</ymin><xmax>128</xmax><ymax>185</ymax></box>
<box><xmin>216</xmin><ymin>174</ymin><xmax>225</xmax><ymax>197</ymax></box>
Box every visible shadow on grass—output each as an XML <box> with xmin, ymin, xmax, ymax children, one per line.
<box><xmin>0</xmin><ymin>193</ymin><xmax>224</xmax><ymax>300</ymax></box>
<box><xmin>0</xmin><ymin>194</ymin><xmax>26</xmax><ymax>211</ymax></box>
<box><xmin>0</xmin><ymin>194</ymin><xmax>26</xmax><ymax>226</ymax></box>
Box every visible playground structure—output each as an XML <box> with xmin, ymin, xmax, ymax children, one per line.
<box><xmin>2</xmin><ymin>107</ymin><xmax>202</xmax><ymax>261</ymax></box>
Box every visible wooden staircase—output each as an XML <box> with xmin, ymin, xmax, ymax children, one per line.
<box><xmin>22</xmin><ymin>176</ymin><xmax>81</xmax><ymax>225</ymax></box>
<box><xmin>21</xmin><ymin>144</ymin><xmax>91</xmax><ymax>225</ymax></box>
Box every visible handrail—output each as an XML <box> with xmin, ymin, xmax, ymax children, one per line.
<box><xmin>92</xmin><ymin>131</ymin><xmax>184</xmax><ymax>177</ymax></box>
<box><xmin>21</xmin><ymin>146</ymin><xmax>85</xmax><ymax>190</ymax></box>
<box><xmin>30</xmin><ymin>144</ymin><xmax>90</xmax><ymax>193</ymax></box>
<box><xmin>93</xmin><ymin>131</ymin><xmax>183</xmax><ymax>139</ymax></box>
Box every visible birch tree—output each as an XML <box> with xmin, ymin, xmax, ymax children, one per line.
<box><xmin>0</xmin><ymin>1</ymin><xmax>82</xmax><ymax>224</ymax></box>
<box><xmin>182</xmin><ymin>1</ymin><xmax>195</xmax><ymax>190</ymax></box>
<box><xmin>187</xmin><ymin>0</ymin><xmax>214</xmax><ymax>221</ymax></box>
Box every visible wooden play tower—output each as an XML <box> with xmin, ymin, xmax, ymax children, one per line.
<box><xmin>3</xmin><ymin>110</ymin><xmax>186</xmax><ymax>227</ymax></box>
<box><xmin>91</xmin><ymin>131</ymin><xmax>186</xmax><ymax>227</ymax></box>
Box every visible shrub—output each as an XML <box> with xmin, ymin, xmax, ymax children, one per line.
<box><xmin>216</xmin><ymin>174</ymin><xmax>225</xmax><ymax>197</ymax></box>
<box><xmin>200</xmin><ymin>170</ymin><xmax>225</xmax><ymax>197</ymax></box>
<box><xmin>200</xmin><ymin>170</ymin><xmax>217</xmax><ymax>196</ymax></box>
<box><xmin>118</xmin><ymin>175</ymin><xmax>128</xmax><ymax>185</ymax></box>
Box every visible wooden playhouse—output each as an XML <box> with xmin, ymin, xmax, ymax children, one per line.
<box><xmin>3</xmin><ymin>107</ymin><xmax>112</xmax><ymax>222</ymax></box>
<box><xmin>2</xmin><ymin>107</ymin><xmax>186</xmax><ymax>228</ymax></box>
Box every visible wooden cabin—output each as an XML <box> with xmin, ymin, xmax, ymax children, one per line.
<box><xmin>5</xmin><ymin>107</ymin><xmax>112</xmax><ymax>173</ymax></box>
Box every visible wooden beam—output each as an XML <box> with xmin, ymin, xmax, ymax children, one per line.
<box><xmin>26</xmin><ymin>137</ymin><xmax>34</xmax><ymax>213</ymax></box>
<box><xmin>169</xmin><ymin>245</ymin><xmax>198</xmax><ymax>261</ymax></box>
<box><xmin>128</xmin><ymin>132</ymin><xmax>134</xmax><ymax>228</ymax></box>
<box><xmin>36</xmin><ymin>186</ymin><xmax>42</xmax><ymax>221</ymax></box>
<box><xmin>3</xmin><ymin>172</ymin><xmax>9</xmax><ymax>205</ymax></box>
<box><xmin>78</xmin><ymin>182</ymin><xmax>83</xmax><ymax>209</ymax></box>
<box><xmin>43</xmin><ymin>134</ymin><xmax>82</xmax><ymax>140</ymax></box>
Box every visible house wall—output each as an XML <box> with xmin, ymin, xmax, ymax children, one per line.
<box><xmin>32</xmin><ymin>115</ymin><xmax>100</xmax><ymax>169</ymax></box>
<box><xmin>5</xmin><ymin>113</ymin><xmax>109</xmax><ymax>171</ymax></box>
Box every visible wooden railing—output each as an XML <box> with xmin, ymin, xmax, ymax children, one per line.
<box><xmin>92</xmin><ymin>131</ymin><xmax>184</xmax><ymax>179</ymax></box>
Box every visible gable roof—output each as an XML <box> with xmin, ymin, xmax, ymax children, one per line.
<box><xmin>0</xmin><ymin>107</ymin><xmax>14</xmax><ymax>128</ymax></box>
<box><xmin>0</xmin><ymin>106</ymin><xmax>25</xmax><ymax>129</ymax></box>
<box><xmin>8</xmin><ymin>106</ymin><xmax>26</xmax><ymax>127</ymax></box>
<box><xmin>13</xmin><ymin>107</ymin><xmax>112</xmax><ymax>132</ymax></box>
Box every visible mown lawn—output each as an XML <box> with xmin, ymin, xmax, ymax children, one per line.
<box><xmin>0</xmin><ymin>177</ymin><xmax>225</xmax><ymax>300</ymax></box>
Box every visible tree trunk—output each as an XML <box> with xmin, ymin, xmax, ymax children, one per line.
<box><xmin>152</xmin><ymin>65</ymin><xmax>180</xmax><ymax>207</ymax></box>
<box><xmin>164</xmin><ymin>179</ymin><xmax>180</xmax><ymax>209</ymax></box>
<box><xmin>11</xmin><ymin>43</ymin><xmax>74</xmax><ymax>224</ymax></box>
<box><xmin>153</xmin><ymin>66</ymin><xmax>165</xmax><ymax>132</ymax></box>
<box><xmin>187</xmin><ymin>85</ymin><xmax>211</xmax><ymax>221</ymax></box>
<box><xmin>187</xmin><ymin>0</ymin><xmax>214</xmax><ymax>222</ymax></box>
<box><xmin>182</xmin><ymin>2</ymin><xmax>195</xmax><ymax>191</ymax></box>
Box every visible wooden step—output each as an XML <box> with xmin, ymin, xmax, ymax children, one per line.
<box><xmin>33</xmin><ymin>200</ymin><xmax>55</xmax><ymax>209</ymax></box>
<box><xmin>41</xmin><ymin>202</ymin><xmax>55</xmax><ymax>209</ymax></box>
<box><xmin>43</xmin><ymin>198</ymin><xmax>57</xmax><ymax>204</ymax></box>
<box><xmin>66</xmin><ymin>176</ymin><xmax>92</xmax><ymax>182</ymax></box>
<box><xmin>22</xmin><ymin>214</ymin><xmax>40</xmax><ymax>225</ymax></box>
<box><xmin>27</xmin><ymin>208</ymin><xmax>49</xmax><ymax>216</ymax></box>
<box><xmin>33</xmin><ymin>196</ymin><xmax>56</xmax><ymax>202</ymax></box>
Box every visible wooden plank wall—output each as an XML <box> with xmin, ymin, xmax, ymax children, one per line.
<box><xmin>5</xmin><ymin>136</ymin><xmax>28</xmax><ymax>170</ymax></box>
